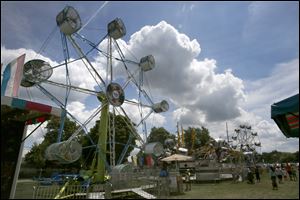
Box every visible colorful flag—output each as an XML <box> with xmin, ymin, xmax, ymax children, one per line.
<box><xmin>1</xmin><ymin>54</ymin><xmax>26</xmax><ymax>97</ymax></box>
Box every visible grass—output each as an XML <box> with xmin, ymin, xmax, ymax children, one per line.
<box><xmin>14</xmin><ymin>171</ymin><xmax>299</xmax><ymax>199</ymax></box>
<box><xmin>170</xmin><ymin>172</ymin><xmax>299</xmax><ymax>199</ymax></box>
<box><xmin>14</xmin><ymin>181</ymin><xmax>38</xmax><ymax>199</ymax></box>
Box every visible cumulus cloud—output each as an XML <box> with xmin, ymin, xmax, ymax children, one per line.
<box><xmin>205</xmin><ymin>59</ymin><xmax>299</xmax><ymax>153</ymax></box>
<box><xmin>113</xmin><ymin>21</ymin><xmax>245</xmax><ymax>124</ymax></box>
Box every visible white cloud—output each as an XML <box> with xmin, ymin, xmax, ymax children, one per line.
<box><xmin>190</xmin><ymin>4</ymin><xmax>195</xmax><ymax>11</ymax></box>
<box><xmin>121</xmin><ymin>21</ymin><xmax>245</xmax><ymax>123</ymax></box>
<box><xmin>205</xmin><ymin>59</ymin><xmax>299</xmax><ymax>153</ymax></box>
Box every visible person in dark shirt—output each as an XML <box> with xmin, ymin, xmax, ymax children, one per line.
<box><xmin>255</xmin><ymin>166</ymin><xmax>260</xmax><ymax>183</ymax></box>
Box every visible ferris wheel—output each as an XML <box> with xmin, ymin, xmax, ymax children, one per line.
<box><xmin>20</xmin><ymin>6</ymin><xmax>168</xmax><ymax>182</ymax></box>
<box><xmin>231</xmin><ymin>125</ymin><xmax>261</xmax><ymax>165</ymax></box>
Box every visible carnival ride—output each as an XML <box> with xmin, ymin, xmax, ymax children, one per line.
<box><xmin>20</xmin><ymin>5</ymin><xmax>168</xmax><ymax>188</ymax></box>
<box><xmin>231</xmin><ymin>125</ymin><xmax>261</xmax><ymax>164</ymax></box>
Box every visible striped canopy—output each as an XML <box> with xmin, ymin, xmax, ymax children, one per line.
<box><xmin>271</xmin><ymin>94</ymin><xmax>299</xmax><ymax>138</ymax></box>
<box><xmin>1</xmin><ymin>95</ymin><xmax>62</xmax><ymax>122</ymax></box>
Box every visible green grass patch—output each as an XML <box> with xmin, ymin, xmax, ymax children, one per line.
<box><xmin>15</xmin><ymin>172</ymin><xmax>298</xmax><ymax>199</ymax></box>
<box><xmin>171</xmin><ymin>172</ymin><xmax>299</xmax><ymax>199</ymax></box>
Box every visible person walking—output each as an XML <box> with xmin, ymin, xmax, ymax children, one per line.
<box><xmin>247</xmin><ymin>167</ymin><xmax>254</xmax><ymax>184</ymax></box>
<box><xmin>286</xmin><ymin>163</ymin><xmax>292</xmax><ymax>181</ymax></box>
<box><xmin>255</xmin><ymin>166</ymin><xmax>260</xmax><ymax>183</ymax></box>
<box><xmin>270</xmin><ymin>166</ymin><xmax>278</xmax><ymax>190</ymax></box>
<box><xmin>275</xmin><ymin>166</ymin><xmax>283</xmax><ymax>184</ymax></box>
<box><xmin>185</xmin><ymin>169</ymin><xmax>191</xmax><ymax>191</ymax></box>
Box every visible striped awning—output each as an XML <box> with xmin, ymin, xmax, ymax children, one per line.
<box><xmin>271</xmin><ymin>94</ymin><xmax>299</xmax><ymax>138</ymax></box>
<box><xmin>286</xmin><ymin>112</ymin><xmax>299</xmax><ymax>131</ymax></box>
<box><xmin>1</xmin><ymin>95</ymin><xmax>61</xmax><ymax>117</ymax></box>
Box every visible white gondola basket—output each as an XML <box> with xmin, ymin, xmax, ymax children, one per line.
<box><xmin>139</xmin><ymin>55</ymin><xmax>155</xmax><ymax>72</ymax></box>
<box><xmin>21</xmin><ymin>59</ymin><xmax>53</xmax><ymax>87</ymax></box>
<box><xmin>144</xmin><ymin>142</ymin><xmax>164</xmax><ymax>157</ymax></box>
<box><xmin>107</xmin><ymin>18</ymin><xmax>126</xmax><ymax>40</ymax></box>
<box><xmin>45</xmin><ymin>140</ymin><xmax>82</xmax><ymax>164</ymax></box>
<box><xmin>56</xmin><ymin>6</ymin><xmax>82</xmax><ymax>35</ymax></box>
<box><xmin>152</xmin><ymin>100</ymin><xmax>169</xmax><ymax>113</ymax></box>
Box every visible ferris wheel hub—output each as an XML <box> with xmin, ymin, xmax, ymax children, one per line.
<box><xmin>106</xmin><ymin>82</ymin><xmax>125</xmax><ymax>106</ymax></box>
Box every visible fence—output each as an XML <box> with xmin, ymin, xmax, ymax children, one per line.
<box><xmin>33</xmin><ymin>169</ymin><xmax>160</xmax><ymax>199</ymax></box>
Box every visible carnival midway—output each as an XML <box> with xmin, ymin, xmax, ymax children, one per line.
<box><xmin>1</xmin><ymin>5</ymin><xmax>298</xmax><ymax>199</ymax></box>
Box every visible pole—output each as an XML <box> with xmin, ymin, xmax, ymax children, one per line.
<box><xmin>177</xmin><ymin>122</ymin><xmax>180</xmax><ymax>150</ymax></box>
<box><xmin>226</xmin><ymin>122</ymin><xmax>229</xmax><ymax>144</ymax></box>
<box><xmin>181</xmin><ymin>124</ymin><xmax>184</xmax><ymax>147</ymax></box>
<box><xmin>10</xmin><ymin>125</ymin><xmax>28</xmax><ymax>199</ymax></box>
<box><xmin>94</xmin><ymin>92</ymin><xmax>109</xmax><ymax>183</ymax></box>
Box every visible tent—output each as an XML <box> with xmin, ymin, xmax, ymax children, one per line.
<box><xmin>160</xmin><ymin>154</ymin><xmax>193</xmax><ymax>162</ymax></box>
<box><xmin>271</xmin><ymin>94</ymin><xmax>299</xmax><ymax>138</ymax></box>
<box><xmin>160</xmin><ymin>154</ymin><xmax>193</xmax><ymax>171</ymax></box>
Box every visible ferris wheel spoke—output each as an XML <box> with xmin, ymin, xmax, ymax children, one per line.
<box><xmin>115</xmin><ymin>106</ymin><xmax>144</xmax><ymax>145</ymax></box>
<box><xmin>124</xmin><ymin>99</ymin><xmax>152</xmax><ymax>109</ymax></box>
<box><xmin>136</xmin><ymin>110</ymin><xmax>153</xmax><ymax>128</ymax></box>
<box><xmin>44</xmin><ymin>80</ymin><xmax>100</xmax><ymax>96</ymax></box>
<box><xmin>67</xmin><ymin>35</ymin><xmax>106</xmax><ymax>89</ymax></box>
<box><xmin>73</xmin><ymin>32</ymin><xmax>108</xmax><ymax>57</ymax></box>
<box><xmin>121</xmin><ymin>68</ymin><xmax>140</xmax><ymax>90</ymax></box>
<box><xmin>68</xmin><ymin>102</ymin><xmax>108</xmax><ymax>143</ymax></box>
<box><xmin>36</xmin><ymin>84</ymin><xmax>88</xmax><ymax>133</ymax></box>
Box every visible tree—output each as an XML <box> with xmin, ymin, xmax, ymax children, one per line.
<box><xmin>24</xmin><ymin>142</ymin><xmax>45</xmax><ymax>168</ymax></box>
<box><xmin>184</xmin><ymin>126</ymin><xmax>212</xmax><ymax>155</ymax></box>
<box><xmin>261</xmin><ymin>150</ymin><xmax>299</xmax><ymax>163</ymax></box>
<box><xmin>147</xmin><ymin>127</ymin><xmax>175</xmax><ymax>147</ymax></box>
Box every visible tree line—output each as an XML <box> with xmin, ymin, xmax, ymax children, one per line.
<box><xmin>23</xmin><ymin>116</ymin><xmax>299</xmax><ymax>170</ymax></box>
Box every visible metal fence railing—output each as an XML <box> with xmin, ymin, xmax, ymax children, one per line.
<box><xmin>33</xmin><ymin>169</ymin><xmax>160</xmax><ymax>199</ymax></box>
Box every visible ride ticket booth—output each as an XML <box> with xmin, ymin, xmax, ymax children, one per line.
<box><xmin>1</xmin><ymin>96</ymin><xmax>62</xmax><ymax>199</ymax></box>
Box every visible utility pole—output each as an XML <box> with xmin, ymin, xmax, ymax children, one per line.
<box><xmin>226</xmin><ymin>122</ymin><xmax>229</xmax><ymax>144</ymax></box>
<box><xmin>177</xmin><ymin>122</ymin><xmax>181</xmax><ymax>150</ymax></box>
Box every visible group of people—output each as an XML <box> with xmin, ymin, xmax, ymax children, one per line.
<box><xmin>269</xmin><ymin>163</ymin><xmax>298</xmax><ymax>190</ymax></box>
<box><xmin>246</xmin><ymin>166</ymin><xmax>261</xmax><ymax>184</ymax></box>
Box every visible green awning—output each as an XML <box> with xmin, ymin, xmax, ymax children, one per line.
<box><xmin>271</xmin><ymin>94</ymin><xmax>299</xmax><ymax>138</ymax></box>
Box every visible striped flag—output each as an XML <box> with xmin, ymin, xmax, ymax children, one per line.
<box><xmin>1</xmin><ymin>54</ymin><xmax>26</xmax><ymax>97</ymax></box>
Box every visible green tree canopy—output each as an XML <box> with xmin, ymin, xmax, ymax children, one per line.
<box><xmin>261</xmin><ymin>150</ymin><xmax>299</xmax><ymax>163</ymax></box>
<box><xmin>183</xmin><ymin>126</ymin><xmax>212</xmax><ymax>154</ymax></box>
<box><xmin>147</xmin><ymin>127</ymin><xmax>175</xmax><ymax>147</ymax></box>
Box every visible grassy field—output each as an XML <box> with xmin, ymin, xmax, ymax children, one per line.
<box><xmin>15</xmin><ymin>172</ymin><xmax>299</xmax><ymax>199</ymax></box>
<box><xmin>170</xmin><ymin>172</ymin><xmax>299</xmax><ymax>199</ymax></box>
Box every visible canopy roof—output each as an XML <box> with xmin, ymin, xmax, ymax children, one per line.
<box><xmin>271</xmin><ymin>94</ymin><xmax>299</xmax><ymax>138</ymax></box>
<box><xmin>160</xmin><ymin>154</ymin><xmax>193</xmax><ymax>162</ymax></box>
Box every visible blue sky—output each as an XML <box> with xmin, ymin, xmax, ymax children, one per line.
<box><xmin>1</xmin><ymin>1</ymin><xmax>299</xmax><ymax>155</ymax></box>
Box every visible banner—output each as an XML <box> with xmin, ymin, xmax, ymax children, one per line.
<box><xmin>1</xmin><ymin>54</ymin><xmax>25</xmax><ymax>97</ymax></box>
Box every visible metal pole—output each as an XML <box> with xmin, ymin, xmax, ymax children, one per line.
<box><xmin>10</xmin><ymin>125</ymin><xmax>28</xmax><ymax>199</ymax></box>
<box><xmin>95</xmin><ymin>93</ymin><xmax>109</xmax><ymax>183</ymax></box>
<box><xmin>226</xmin><ymin>122</ymin><xmax>229</xmax><ymax>143</ymax></box>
